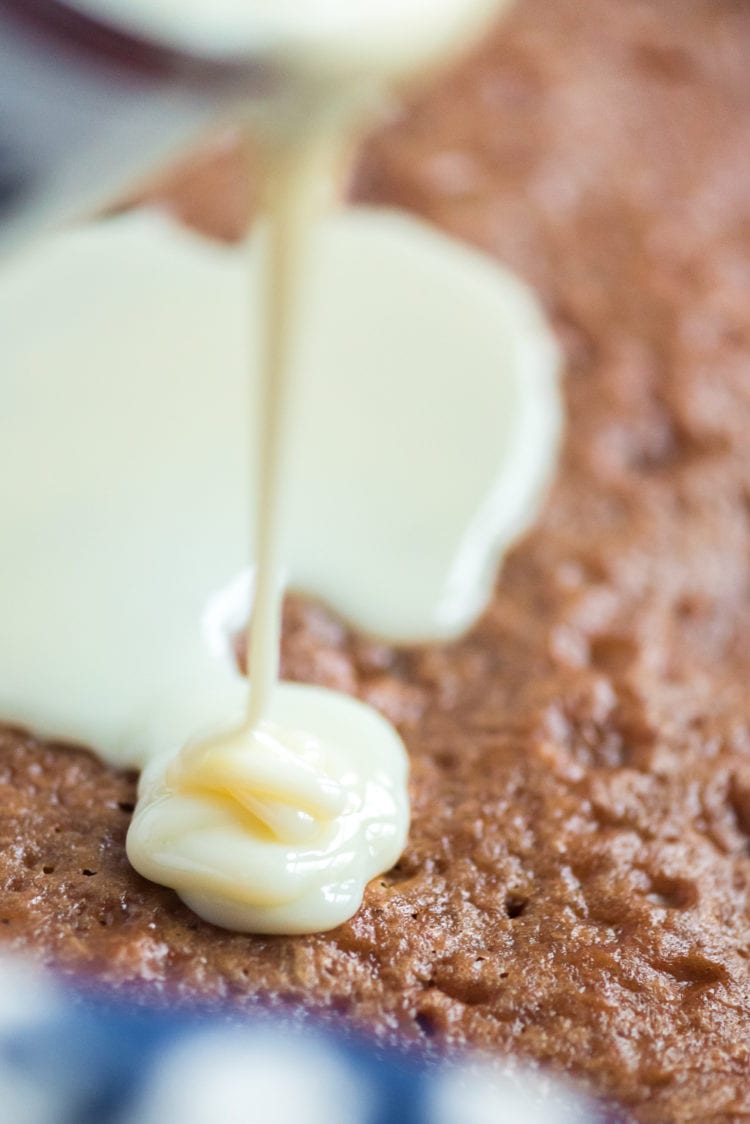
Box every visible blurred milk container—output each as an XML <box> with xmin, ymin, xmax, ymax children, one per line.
<box><xmin>0</xmin><ymin>0</ymin><xmax>260</xmax><ymax>254</ymax></box>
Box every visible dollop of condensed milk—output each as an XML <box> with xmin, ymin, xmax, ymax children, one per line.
<box><xmin>0</xmin><ymin>0</ymin><xmax>562</xmax><ymax>933</ymax></box>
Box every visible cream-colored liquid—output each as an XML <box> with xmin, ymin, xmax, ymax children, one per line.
<box><xmin>0</xmin><ymin>208</ymin><xmax>560</xmax><ymax>931</ymax></box>
<box><xmin>129</xmin><ymin>685</ymin><xmax>408</xmax><ymax>934</ymax></box>
<box><xmin>138</xmin><ymin>92</ymin><xmax>412</xmax><ymax>934</ymax></box>
<box><xmin>0</xmin><ymin>0</ymin><xmax>562</xmax><ymax>934</ymax></box>
<box><xmin>245</xmin><ymin>94</ymin><xmax>356</xmax><ymax>729</ymax></box>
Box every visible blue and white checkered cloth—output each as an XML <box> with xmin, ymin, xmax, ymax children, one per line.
<box><xmin>0</xmin><ymin>956</ymin><xmax>601</xmax><ymax>1124</ymax></box>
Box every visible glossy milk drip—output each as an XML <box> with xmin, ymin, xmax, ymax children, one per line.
<box><xmin>130</xmin><ymin>94</ymin><xmax>416</xmax><ymax>934</ymax></box>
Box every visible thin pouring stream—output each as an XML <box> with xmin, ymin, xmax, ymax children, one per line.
<box><xmin>245</xmin><ymin>137</ymin><xmax>311</xmax><ymax>729</ymax></box>
<box><xmin>246</xmin><ymin>105</ymin><xmax>345</xmax><ymax>729</ymax></box>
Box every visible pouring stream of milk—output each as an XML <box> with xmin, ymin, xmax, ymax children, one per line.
<box><xmin>0</xmin><ymin>0</ymin><xmax>561</xmax><ymax>933</ymax></box>
<box><xmin>245</xmin><ymin>97</ymin><xmax>351</xmax><ymax>728</ymax></box>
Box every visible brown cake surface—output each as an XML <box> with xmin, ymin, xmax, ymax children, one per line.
<box><xmin>3</xmin><ymin>0</ymin><xmax>750</xmax><ymax>1119</ymax></box>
